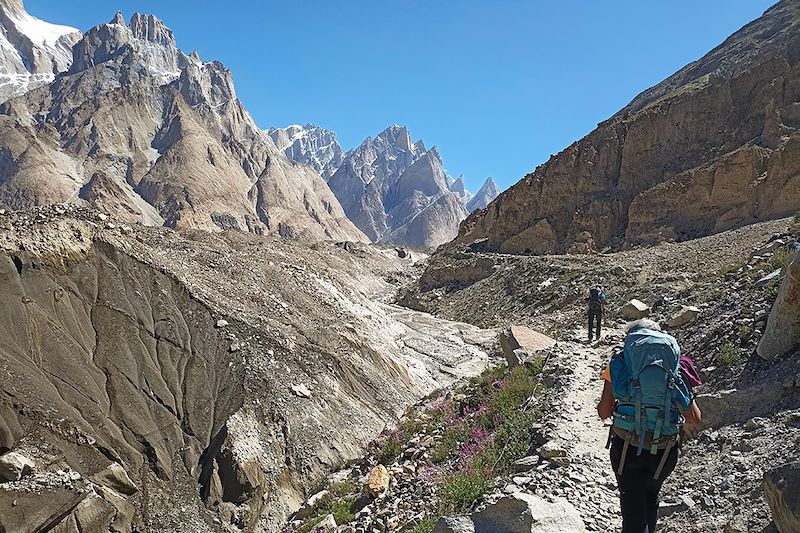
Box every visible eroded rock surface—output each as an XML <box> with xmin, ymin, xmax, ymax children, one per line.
<box><xmin>0</xmin><ymin>206</ymin><xmax>493</xmax><ymax>532</ymax></box>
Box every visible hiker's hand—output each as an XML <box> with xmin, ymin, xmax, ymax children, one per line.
<box><xmin>682</xmin><ymin>400</ymin><xmax>703</xmax><ymax>435</ymax></box>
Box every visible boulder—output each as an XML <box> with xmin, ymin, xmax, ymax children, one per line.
<box><xmin>472</xmin><ymin>493</ymin><xmax>587</xmax><ymax>532</ymax></box>
<box><xmin>365</xmin><ymin>465</ymin><xmax>390</xmax><ymax>497</ymax></box>
<box><xmin>433</xmin><ymin>516</ymin><xmax>476</xmax><ymax>533</ymax></box>
<box><xmin>0</xmin><ymin>451</ymin><xmax>34</xmax><ymax>481</ymax></box>
<box><xmin>757</xmin><ymin>254</ymin><xmax>800</xmax><ymax>360</ymax></box>
<box><xmin>91</xmin><ymin>462</ymin><xmax>138</xmax><ymax>496</ymax></box>
<box><xmin>620</xmin><ymin>299</ymin><xmax>650</xmax><ymax>320</ymax></box>
<box><xmin>499</xmin><ymin>326</ymin><xmax>556</xmax><ymax>369</ymax></box>
<box><xmin>666</xmin><ymin>306</ymin><xmax>701</xmax><ymax>328</ymax></box>
<box><xmin>538</xmin><ymin>441</ymin><xmax>565</xmax><ymax>459</ymax></box>
<box><xmin>763</xmin><ymin>462</ymin><xmax>800</xmax><ymax>533</ymax></box>
<box><xmin>513</xmin><ymin>455</ymin><xmax>539</xmax><ymax>473</ymax></box>
<box><xmin>290</xmin><ymin>384</ymin><xmax>312</xmax><ymax>399</ymax></box>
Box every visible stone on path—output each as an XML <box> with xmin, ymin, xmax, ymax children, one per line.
<box><xmin>499</xmin><ymin>326</ymin><xmax>556</xmax><ymax>369</ymax></box>
<box><xmin>763</xmin><ymin>462</ymin><xmax>800</xmax><ymax>533</ymax></box>
<box><xmin>472</xmin><ymin>492</ymin><xmax>587</xmax><ymax>533</ymax></box>
<box><xmin>539</xmin><ymin>441</ymin><xmax>566</xmax><ymax>459</ymax></box>
<box><xmin>620</xmin><ymin>299</ymin><xmax>650</xmax><ymax>320</ymax></box>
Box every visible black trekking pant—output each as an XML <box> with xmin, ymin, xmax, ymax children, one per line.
<box><xmin>588</xmin><ymin>310</ymin><xmax>602</xmax><ymax>341</ymax></box>
<box><xmin>610</xmin><ymin>435</ymin><xmax>679</xmax><ymax>533</ymax></box>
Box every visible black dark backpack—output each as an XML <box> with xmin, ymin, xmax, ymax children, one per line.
<box><xmin>588</xmin><ymin>286</ymin><xmax>603</xmax><ymax>312</ymax></box>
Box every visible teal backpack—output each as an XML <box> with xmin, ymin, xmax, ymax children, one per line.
<box><xmin>609</xmin><ymin>328</ymin><xmax>692</xmax><ymax>476</ymax></box>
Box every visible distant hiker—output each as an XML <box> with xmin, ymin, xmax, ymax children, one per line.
<box><xmin>587</xmin><ymin>284</ymin><xmax>606</xmax><ymax>342</ymax></box>
<box><xmin>597</xmin><ymin>319</ymin><xmax>702</xmax><ymax>533</ymax></box>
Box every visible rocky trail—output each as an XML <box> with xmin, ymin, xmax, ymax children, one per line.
<box><xmin>487</xmin><ymin>327</ymin><xmax>626</xmax><ymax>532</ymax></box>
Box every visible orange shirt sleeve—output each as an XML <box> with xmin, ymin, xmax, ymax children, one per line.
<box><xmin>601</xmin><ymin>365</ymin><xmax>611</xmax><ymax>382</ymax></box>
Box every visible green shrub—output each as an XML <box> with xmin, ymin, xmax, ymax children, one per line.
<box><xmin>331</xmin><ymin>497</ymin><xmax>355</xmax><ymax>525</ymax></box>
<box><xmin>404</xmin><ymin>515</ymin><xmax>439</xmax><ymax>533</ymax></box>
<box><xmin>429</xmin><ymin>424</ymin><xmax>468</xmax><ymax>463</ymax></box>
<box><xmin>737</xmin><ymin>325</ymin><xmax>754</xmax><ymax>339</ymax></box>
<box><xmin>718</xmin><ymin>343</ymin><xmax>746</xmax><ymax>366</ymax></box>
<box><xmin>441</xmin><ymin>469</ymin><xmax>489</xmax><ymax>512</ymax></box>
<box><xmin>492</xmin><ymin>410</ymin><xmax>538</xmax><ymax>470</ymax></box>
<box><xmin>328</xmin><ymin>480</ymin><xmax>356</xmax><ymax>498</ymax></box>
<box><xmin>770</xmin><ymin>248</ymin><xmax>792</xmax><ymax>270</ymax></box>
<box><xmin>487</xmin><ymin>366</ymin><xmax>537</xmax><ymax>419</ymax></box>
<box><xmin>376</xmin><ymin>436</ymin><xmax>405</xmax><ymax>465</ymax></box>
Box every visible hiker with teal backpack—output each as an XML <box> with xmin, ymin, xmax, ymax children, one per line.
<box><xmin>597</xmin><ymin>319</ymin><xmax>702</xmax><ymax>533</ymax></box>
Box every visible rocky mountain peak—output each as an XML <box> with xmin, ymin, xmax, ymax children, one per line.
<box><xmin>178</xmin><ymin>60</ymin><xmax>235</xmax><ymax>108</ymax></box>
<box><xmin>70</xmin><ymin>11</ymin><xmax>186</xmax><ymax>84</ymax></box>
<box><xmin>376</xmin><ymin>124</ymin><xmax>416</xmax><ymax>154</ymax></box>
<box><xmin>267</xmin><ymin>123</ymin><xmax>345</xmax><ymax>180</ymax></box>
<box><xmin>450</xmin><ymin>176</ymin><xmax>467</xmax><ymax>196</ymax></box>
<box><xmin>466</xmin><ymin>176</ymin><xmax>501</xmax><ymax>212</ymax></box>
<box><xmin>129</xmin><ymin>12</ymin><xmax>176</xmax><ymax>47</ymax></box>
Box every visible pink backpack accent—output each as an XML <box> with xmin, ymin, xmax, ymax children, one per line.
<box><xmin>679</xmin><ymin>355</ymin><xmax>703</xmax><ymax>388</ymax></box>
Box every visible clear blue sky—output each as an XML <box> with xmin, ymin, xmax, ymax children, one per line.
<box><xmin>29</xmin><ymin>0</ymin><xmax>776</xmax><ymax>192</ymax></box>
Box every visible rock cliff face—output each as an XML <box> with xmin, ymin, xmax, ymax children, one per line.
<box><xmin>0</xmin><ymin>12</ymin><xmax>365</xmax><ymax>242</ymax></box>
<box><xmin>451</xmin><ymin>0</ymin><xmax>800</xmax><ymax>254</ymax></box>
<box><xmin>328</xmin><ymin>125</ymin><xmax>469</xmax><ymax>248</ymax></box>
<box><xmin>267</xmin><ymin>124</ymin><xmax>345</xmax><ymax>180</ymax></box>
<box><xmin>0</xmin><ymin>207</ymin><xmax>492</xmax><ymax>532</ymax></box>
<box><xmin>0</xmin><ymin>0</ymin><xmax>81</xmax><ymax>102</ymax></box>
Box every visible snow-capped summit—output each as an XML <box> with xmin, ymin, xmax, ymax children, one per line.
<box><xmin>466</xmin><ymin>176</ymin><xmax>501</xmax><ymax>212</ymax></box>
<box><xmin>0</xmin><ymin>0</ymin><xmax>81</xmax><ymax>102</ymax></box>
<box><xmin>267</xmin><ymin>124</ymin><xmax>345</xmax><ymax>180</ymax></box>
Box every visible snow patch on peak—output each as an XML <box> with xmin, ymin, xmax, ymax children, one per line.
<box><xmin>0</xmin><ymin>0</ymin><xmax>80</xmax><ymax>101</ymax></box>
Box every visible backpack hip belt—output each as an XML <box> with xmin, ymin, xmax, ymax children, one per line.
<box><xmin>606</xmin><ymin>425</ymin><xmax>680</xmax><ymax>479</ymax></box>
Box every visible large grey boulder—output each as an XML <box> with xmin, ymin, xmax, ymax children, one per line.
<box><xmin>0</xmin><ymin>450</ymin><xmax>34</xmax><ymax>481</ymax></box>
<box><xmin>621</xmin><ymin>299</ymin><xmax>650</xmax><ymax>320</ymax></box>
<box><xmin>763</xmin><ymin>462</ymin><xmax>800</xmax><ymax>533</ymax></box>
<box><xmin>758</xmin><ymin>254</ymin><xmax>800</xmax><ymax>360</ymax></box>
<box><xmin>666</xmin><ymin>305</ymin><xmax>701</xmax><ymax>328</ymax></box>
<box><xmin>472</xmin><ymin>492</ymin><xmax>587</xmax><ymax>533</ymax></box>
